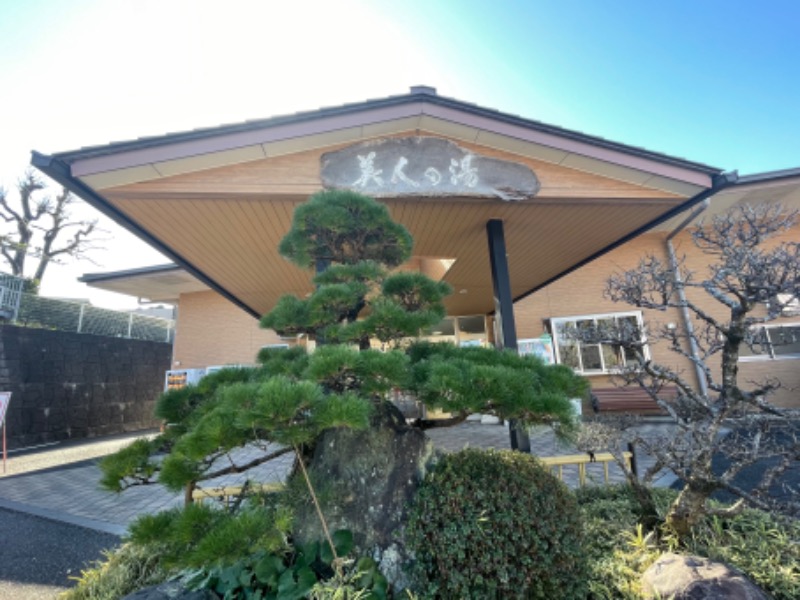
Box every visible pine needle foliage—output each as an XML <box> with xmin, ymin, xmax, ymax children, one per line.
<box><xmin>99</xmin><ymin>437</ymin><xmax>160</xmax><ymax>492</ymax></box>
<box><xmin>128</xmin><ymin>501</ymin><xmax>292</xmax><ymax>569</ymax></box>
<box><xmin>278</xmin><ymin>190</ymin><xmax>412</xmax><ymax>268</ymax></box>
<box><xmin>407</xmin><ymin>341</ymin><xmax>587</xmax><ymax>434</ymax></box>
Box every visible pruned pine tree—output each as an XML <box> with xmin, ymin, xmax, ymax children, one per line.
<box><xmin>101</xmin><ymin>190</ymin><xmax>585</xmax><ymax>573</ymax></box>
<box><xmin>578</xmin><ymin>203</ymin><xmax>800</xmax><ymax>538</ymax></box>
<box><xmin>0</xmin><ymin>171</ymin><xmax>102</xmax><ymax>290</ymax></box>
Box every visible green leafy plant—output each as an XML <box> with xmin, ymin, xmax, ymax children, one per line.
<box><xmin>683</xmin><ymin>509</ymin><xmax>800</xmax><ymax>599</ymax></box>
<box><xmin>185</xmin><ymin>530</ymin><xmax>388</xmax><ymax>600</ymax></box>
<box><xmin>309</xmin><ymin>556</ymin><xmax>387</xmax><ymax>600</ymax></box>
<box><xmin>406</xmin><ymin>448</ymin><xmax>588</xmax><ymax>599</ymax></box>
<box><xmin>577</xmin><ymin>485</ymin><xmax>800</xmax><ymax>600</ymax></box>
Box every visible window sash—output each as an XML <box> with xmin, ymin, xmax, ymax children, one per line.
<box><xmin>551</xmin><ymin>311</ymin><xmax>646</xmax><ymax>374</ymax></box>
<box><xmin>741</xmin><ymin>322</ymin><xmax>800</xmax><ymax>360</ymax></box>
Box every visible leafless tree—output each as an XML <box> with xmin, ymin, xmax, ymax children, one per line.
<box><xmin>577</xmin><ymin>203</ymin><xmax>800</xmax><ymax>538</ymax></box>
<box><xmin>0</xmin><ymin>171</ymin><xmax>103</xmax><ymax>289</ymax></box>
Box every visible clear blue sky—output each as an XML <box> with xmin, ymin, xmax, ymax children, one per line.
<box><xmin>0</xmin><ymin>0</ymin><xmax>798</xmax><ymax>305</ymax></box>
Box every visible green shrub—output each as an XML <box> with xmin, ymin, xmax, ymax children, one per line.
<box><xmin>577</xmin><ymin>485</ymin><xmax>800</xmax><ymax>600</ymax></box>
<box><xmin>406</xmin><ymin>448</ymin><xmax>587</xmax><ymax>599</ymax></box>
<box><xmin>62</xmin><ymin>543</ymin><xmax>169</xmax><ymax>600</ymax></box>
<box><xmin>128</xmin><ymin>500</ymin><xmax>292</xmax><ymax>570</ymax></box>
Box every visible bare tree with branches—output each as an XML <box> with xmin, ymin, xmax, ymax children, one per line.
<box><xmin>577</xmin><ymin>203</ymin><xmax>800</xmax><ymax>538</ymax></box>
<box><xmin>0</xmin><ymin>171</ymin><xmax>103</xmax><ymax>289</ymax></box>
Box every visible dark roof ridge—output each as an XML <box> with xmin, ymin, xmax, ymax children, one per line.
<box><xmin>43</xmin><ymin>88</ymin><xmax>722</xmax><ymax>175</ymax></box>
<box><xmin>737</xmin><ymin>166</ymin><xmax>800</xmax><ymax>185</ymax></box>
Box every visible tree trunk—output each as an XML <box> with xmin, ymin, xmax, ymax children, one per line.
<box><xmin>665</xmin><ymin>482</ymin><xmax>713</xmax><ymax>539</ymax></box>
<box><xmin>630</xmin><ymin>478</ymin><xmax>661</xmax><ymax>530</ymax></box>
<box><xmin>292</xmin><ymin>401</ymin><xmax>435</xmax><ymax>588</ymax></box>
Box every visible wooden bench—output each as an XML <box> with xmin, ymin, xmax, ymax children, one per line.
<box><xmin>540</xmin><ymin>452</ymin><xmax>632</xmax><ymax>486</ymax></box>
<box><xmin>591</xmin><ymin>386</ymin><xmax>677</xmax><ymax>414</ymax></box>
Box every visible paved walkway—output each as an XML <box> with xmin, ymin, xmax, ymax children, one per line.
<box><xmin>0</xmin><ymin>421</ymin><xmax>673</xmax><ymax>536</ymax></box>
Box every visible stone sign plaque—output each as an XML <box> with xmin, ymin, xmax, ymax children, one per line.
<box><xmin>321</xmin><ymin>137</ymin><xmax>540</xmax><ymax>201</ymax></box>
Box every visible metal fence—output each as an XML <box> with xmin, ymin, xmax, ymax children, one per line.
<box><xmin>0</xmin><ymin>274</ymin><xmax>24</xmax><ymax>321</ymax></box>
<box><xmin>14</xmin><ymin>293</ymin><xmax>174</xmax><ymax>343</ymax></box>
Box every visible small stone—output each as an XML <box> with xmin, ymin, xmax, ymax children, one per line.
<box><xmin>641</xmin><ymin>553</ymin><xmax>769</xmax><ymax>600</ymax></box>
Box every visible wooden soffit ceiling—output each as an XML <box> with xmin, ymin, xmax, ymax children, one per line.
<box><xmin>84</xmin><ymin>133</ymin><xmax>701</xmax><ymax>318</ymax></box>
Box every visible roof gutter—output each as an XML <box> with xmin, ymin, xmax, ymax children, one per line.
<box><xmin>79</xmin><ymin>263</ymin><xmax>181</xmax><ymax>284</ymax></box>
<box><xmin>30</xmin><ymin>151</ymin><xmax>262</xmax><ymax>319</ymax></box>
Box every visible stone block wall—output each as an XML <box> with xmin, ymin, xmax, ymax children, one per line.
<box><xmin>0</xmin><ymin>325</ymin><xmax>171</xmax><ymax>449</ymax></box>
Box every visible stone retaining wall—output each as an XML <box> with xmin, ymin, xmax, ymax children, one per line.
<box><xmin>0</xmin><ymin>325</ymin><xmax>171</xmax><ymax>449</ymax></box>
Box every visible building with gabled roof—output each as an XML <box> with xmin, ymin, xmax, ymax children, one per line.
<box><xmin>34</xmin><ymin>87</ymin><xmax>800</xmax><ymax>408</ymax></box>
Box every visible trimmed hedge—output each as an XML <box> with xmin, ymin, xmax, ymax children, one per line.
<box><xmin>406</xmin><ymin>448</ymin><xmax>587</xmax><ymax>599</ymax></box>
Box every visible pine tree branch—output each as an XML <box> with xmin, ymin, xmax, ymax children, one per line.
<box><xmin>198</xmin><ymin>445</ymin><xmax>293</xmax><ymax>481</ymax></box>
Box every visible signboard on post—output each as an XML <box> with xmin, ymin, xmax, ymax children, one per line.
<box><xmin>518</xmin><ymin>335</ymin><xmax>555</xmax><ymax>365</ymax></box>
<box><xmin>0</xmin><ymin>392</ymin><xmax>10</xmax><ymax>424</ymax></box>
<box><xmin>0</xmin><ymin>392</ymin><xmax>9</xmax><ymax>474</ymax></box>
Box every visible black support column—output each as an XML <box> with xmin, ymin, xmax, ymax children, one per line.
<box><xmin>486</xmin><ymin>219</ymin><xmax>532</xmax><ymax>453</ymax></box>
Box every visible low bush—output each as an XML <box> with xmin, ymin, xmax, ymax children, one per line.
<box><xmin>406</xmin><ymin>448</ymin><xmax>587</xmax><ymax>599</ymax></box>
<box><xmin>577</xmin><ymin>485</ymin><xmax>800</xmax><ymax>599</ymax></box>
<box><xmin>185</xmin><ymin>529</ymin><xmax>388</xmax><ymax>600</ymax></box>
<box><xmin>684</xmin><ymin>508</ymin><xmax>800</xmax><ymax>599</ymax></box>
<box><xmin>62</xmin><ymin>543</ymin><xmax>169</xmax><ymax>600</ymax></box>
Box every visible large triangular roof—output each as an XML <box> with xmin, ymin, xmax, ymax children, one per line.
<box><xmin>34</xmin><ymin>87</ymin><xmax>729</xmax><ymax>318</ymax></box>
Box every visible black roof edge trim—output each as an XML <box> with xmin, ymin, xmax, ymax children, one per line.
<box><xmin>49</xmin><ymin>92</ymin><xmax>722</xmax><ymax>176</ymax></box>
<box><xmin>509</xmin><ymin>171</ymin><xmax>739</xmax><ymax>308</ymax></box>
<box><xmin>79</xmin><ymin>263</ymin><xmax>181</xmax><ymax>283</ymax></box>
<box><xmin>737</xmin><ymin>166</ymin><xmax>800</xmax><ymax>185</ymax></box>
<box><xmin>30</xmin><ymin>151</ymin><xmax>262</xmax><ymax>319</ymax></box>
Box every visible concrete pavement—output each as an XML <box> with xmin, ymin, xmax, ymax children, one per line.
<box><xmin>0</xmin><ymin>507</ymin><xmax>120</xmax><ymax>599</ymax></box>
<box><xmin>0</xmin><ymin>420</ymin><xmax>672</xmax><ymax>536</ymax></box>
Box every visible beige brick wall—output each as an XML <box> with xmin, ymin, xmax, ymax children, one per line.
<box><xmin>674</xmin><ymin>225</ymin><xmax>800</xmax><ymax>408</ymax></box>
<box><xmin>514</xmin><ymin>226</ymin><xmax>800</xmax><ymax>408</ymax></box>
<box><xmin>172</xmin><ymin>290</ymin><xmax>294</xmax><ymax>369</ymax></box>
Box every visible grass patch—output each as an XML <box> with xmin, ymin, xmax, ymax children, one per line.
<box><xmin>61</xmin><ymin>543</ymin><xmax>170</xmax><ymax>600</ymax></box>
<box><xmin>578</xmin><ymin>485</ymin><xmax>800</xmax><ymax>599</ymax></box>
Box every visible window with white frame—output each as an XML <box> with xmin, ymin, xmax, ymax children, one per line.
<box><xmin>550</xmin><ymin>311</ymin><xmax>648</xmax><ymax>374</ymax></box>
<box><xmin>740</xmin><ymin>322</ymin><xmax>800</xmax><ymax>361</ymax></box>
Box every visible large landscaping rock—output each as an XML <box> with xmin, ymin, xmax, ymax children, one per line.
<box><xmin>292</xmin><ymin>404</ymin><xmax>435</xmax><ymax>588</ymax></box>
<box><xmin>641</xmin><ymin>553</ymin><xmax>769</xmax><ymax>599</ymax></box>
<box><xmin>121</xmin><ymin>580</ymin><xmax>218</xmax><ymax>600</ymax></box>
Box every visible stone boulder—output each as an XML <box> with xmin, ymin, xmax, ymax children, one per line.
<box><xmin>292</xmin><ymin>404</ymin><xmax>436</xmax><ymax>589</ymax></box>
<box><xmin>641</xmin><ymin>553</ymin><xmax>770</xmax><ymax>600</ymax></box>
<box><xmin>121</xmin><ymin>580</ymin><xmax>218</xmax><ymax>600</ymax></box>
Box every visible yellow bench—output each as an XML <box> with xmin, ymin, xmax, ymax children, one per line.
<box><xmin>540</xmin><ymin>451</ymin><xmax>632</xmax><ymax>486</ymax></box>
<box><xmin>191</xmin><ymin>482</ymin><xmax>284</xmax><ymax>505</ymax></box>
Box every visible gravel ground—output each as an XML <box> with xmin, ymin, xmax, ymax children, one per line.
<box><xmin>0</xmin><ymin>508</ymin><xmax>121</xmax><ymax>600</ymax></box>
